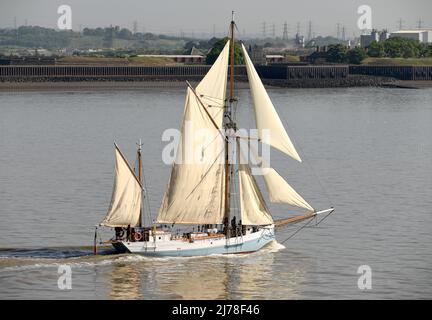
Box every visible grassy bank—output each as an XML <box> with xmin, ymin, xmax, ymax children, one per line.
<box><xmin>57</xmin><ymin>56</ymin><xmax>182</xmax><ymax>66</ymax></box>
<box><xmin>362</xmin><ymin>57</ymin><xmax>432</xmax><ymax>66</ymax></box>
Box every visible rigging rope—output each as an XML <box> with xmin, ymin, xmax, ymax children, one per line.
<box><xmin>277</xmin><ymin>100</ymin><xmax>334</xmax><ymax>207</ymax></box>
<box><xmin>279</xmin><ymin>216</ymin><xmax>316</xmax><ymax>244</ymax></box>
<box><xmin>134</xmin><ymin>153</ymin><xmax>153</xmax><ymax>226</ymax></box>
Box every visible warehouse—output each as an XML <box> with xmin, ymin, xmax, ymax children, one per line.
<box><xmin>390</xmin><ymin>30</ymin><xmax>432</xmax><ymax>43</ymax></box>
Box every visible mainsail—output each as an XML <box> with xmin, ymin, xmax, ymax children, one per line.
<box><xmin>241</xmin><ymin>43</ymin><xmax>302</xmax><ymax>163</ymax></box>
<box><xmin>156</xmin><ymin>41</ymin><xmax>230</xmax><ymax>224</ymax></box>
<box><xmin>101</xmin><ymin>146</ymin><xmax>142</xmax><ymax>227</ymax></box>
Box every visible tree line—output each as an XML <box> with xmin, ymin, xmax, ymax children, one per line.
<box><xmin>309</xmin><ymin>37</ymin><xmax>432</xmax><ymax>65</ymax></box>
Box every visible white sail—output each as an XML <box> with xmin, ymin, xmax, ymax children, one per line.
<box><xmin>196</xmin><ymin>41</ymin><xmax>229</xmax><ymax>123</ymax></box>
<box><xmin>238</xmin><ymin>142</ymin><xmax>274</xmax><ymax>225</ymax></box>
<box><xmin>262</xmin><ymin>168</ymin><xmax>314</xmax><ymax>212</ymax></box>
<box><xmin>247</xmin><ymin>143</ymin><xmax>314</xmax><ymax>212</ymax></box>
<box><xmin>101</xmin><ymin>147</ymin><xmax>142</xmax><ymax>227</ymax></box>
<box><xmin>241</xmin><ymin>43</ymin><xmax>302</xmax><ymax>162</ymax></box>
<box><xmin>156</xmin><ymin>42</ymin><xmax>230</xmax><ymax>224</ymax></box>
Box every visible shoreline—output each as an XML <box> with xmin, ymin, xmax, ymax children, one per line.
<box><xmin>0</xmin><ymin>77</ymin><xmax>431</xmax><ymax>92</ymax></box>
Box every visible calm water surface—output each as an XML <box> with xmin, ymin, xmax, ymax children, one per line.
<box><xmin>0</xmin><ymin>86</ymin><xmax>431</xmax><ymax>299</ymax></box>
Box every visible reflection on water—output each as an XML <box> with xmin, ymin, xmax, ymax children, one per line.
<box><xmin>155</xmin><ymin>258</ymin><xmax>229</xmax><ymax>300</ymax></box>
<box><xmin>103</xmin><ymin>241</ymin><xmax>309</xmax><ymax>300</ymax></box>
<box><xmin>109</xmin><ymin>263</ymin><xmax>143</xmax><ymax>300</ymax></box>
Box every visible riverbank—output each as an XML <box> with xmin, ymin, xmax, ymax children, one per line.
<box><xmin>1</xmin><ymin>64</ymin><xmax>432</xmax><ymax>90</ymax></box>
<box><xmin>0</xmin><ymin>80</ymin><xmax>252</xmax><ymax>91</ymax></box>
<box><xmin>262</xmin><ymin>75</ymin><xmax>399</xmax><ymax>88</ymax></box>
<box><xmin>0</xmin><ymin>76</ymin><xmax>409</xmax><ymax>91</ymax></box>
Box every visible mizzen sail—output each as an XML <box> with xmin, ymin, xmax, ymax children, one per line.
<box><xmin>100</xmin><ymin>146</ymin><xmax>142</xmax><ymax>227</ymax></box>
<box><xmin>241</xmin><ymin>43</ymin><xmax>302</xmax><ymax>162</ymax></box>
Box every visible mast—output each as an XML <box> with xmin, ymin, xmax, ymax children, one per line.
<box><xmin>224</xmin><ymin>12</ymin><xmax>235</xmax><ymax>234</ymax></box>
<box><xmin>137</xmin><ymin>139</ymin><xmax>143</xmax><ymax>227</ymax></box>
<box><xmin>229</xmin><ymin>12</ymin><xmax>235</xmax><ymax>100</ymax></box>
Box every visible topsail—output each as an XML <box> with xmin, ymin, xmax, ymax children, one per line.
<box><xmin>241</xmin><ymin>44</ymin><xmax>302</xmax><ymax>162</ymax></box>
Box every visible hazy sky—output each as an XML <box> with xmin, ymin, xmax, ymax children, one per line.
<box><xmin>0</xmin><ymin>0</ymin><xmax>431</xmax><ymax>37</ymax></box>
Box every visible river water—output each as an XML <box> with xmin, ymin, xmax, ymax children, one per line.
<box><xmin>0</xmin><ymin>85</ymin><xmax>431</xmax><ymax>299</ymax></box>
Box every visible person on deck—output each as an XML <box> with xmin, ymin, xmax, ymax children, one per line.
<box><xmin>115</xmin><ymin>227</ymin><xmax>123</xmax><ymax>240</ymax></box>
<box><xmin>126</xmin><ymin>225</ymin><xmax>131</xmax><ymax>241</ymax></box>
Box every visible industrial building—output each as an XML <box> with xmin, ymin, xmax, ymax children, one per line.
<box><xmin>136</xmin><ymin>54</ymin><xmax>205</xmax><ymax>64</ymax></box>
<box><xmin>360</xmin><ymin>29</ymin><xmax>390</xmax><ymax>47</ymax></box>
<box><xmin>390</xmin><ymin>30</ymin><xmax>432</xmax><ymax>43</ymax></box>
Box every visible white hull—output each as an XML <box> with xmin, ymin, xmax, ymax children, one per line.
<box><xmin>112</xmin><ymin>225</ymin><xmax>275</xmax><ymax>257</ymax></box>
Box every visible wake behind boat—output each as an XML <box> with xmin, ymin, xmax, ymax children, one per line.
<box><xmin>95</xmin><ymin>15</ymin><xmax>334</xmax><ymax>257</ymax></box>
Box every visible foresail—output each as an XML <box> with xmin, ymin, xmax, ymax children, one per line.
<box><xmin>247</xmin><ymin>143</ymin><xmax>314</xmax><ymax>212</ymax></box>
<box><xmin>101</xmin><ymin>147</ymin><xmax>142</xmax><ymax>228</ymax></box>
<box><xmin>241</xmin><ymin>43</ymin><xmax>302</xmax><ymax>162</ymax></box>
<box><xmin>262</xmin><ymin>168</ymin><xmax>314</xmax><ymax>212</ymax></box>
<box><xmin>238</xmin><ymin>142</ymin><xmax>274</xmax><ymax>226</ymax></box>
<box><xmin>156</xmin><ymin>42</ymin><xmax>230</xmax><ymax>225</ymax></box>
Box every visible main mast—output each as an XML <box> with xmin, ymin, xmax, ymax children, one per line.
<box><xmin>224</xmin><ymin>12</ymin><xmax>235</xmax><ymax>233</ymax></box>
<box><xmin>137</xmin><ymin>139</ymin><xmax>143</xmax><ymax>228</ymax></box>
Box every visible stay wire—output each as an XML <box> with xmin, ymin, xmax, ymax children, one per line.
<box><xmin>279</xmin><ymin>216</ymin><xmax>316</xmax><ymax>244</ymax></box>
<box><xmin>277</xmin><ymin>101</ymin><xmax>334</xmax><ymax>208</ymax></box>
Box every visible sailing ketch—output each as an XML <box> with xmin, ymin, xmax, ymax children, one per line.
<box><xmin>97</xmin><ymin>16</ymin><xmax>334</xmax><ymax>256</ymax></box>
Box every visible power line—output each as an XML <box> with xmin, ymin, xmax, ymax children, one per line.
<box><xmin>282</xmin><ymin>21</ymin><xmax>288</xmax><ymax>41</ymax></box>
<box><xmin>417</xmin><ymin>18</ymin><xmax>424</xmax><ymax>29</ymax></box>
<box><xmin>307</xmin><ymin>20</ymin><xmax>312</xmax><ymax>41</ymax></box>
<box><xmin>132</xmin><ymin>20</ymin><xmax>138</xmax><ymax>34</ymax></box>
<box><xmin>397</xmin><ymin>18</ymin><xmax>404</xmax><ymax>30</ymax></box>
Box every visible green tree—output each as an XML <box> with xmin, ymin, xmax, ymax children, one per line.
<box><xmin>347</xmin><ymin>47</ymin><xmax>367</xmax><ymax>64</ymax></box>
<box><xmin>118</xmin><ymin>28</ymin><xmax>133</xmax><ymax>40</ymax></box>
<box><xmin>206</xmin><ymin>37</ymin><xmax>244</xmax><ymax>65</ymax></box>
<box><xmin>368</xmin><ymin>41</ymin><xmax>384</xmax><ymax>57</ymax></box>
<box><xmin>383</xmin><ymin>37</ymin><xmax>421</xmax><ymax>58</ymax></box>
<box><xmin>326</xmin><ymin>44</ymin><xmax>348</xmax><ymax>63</ymax></box>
